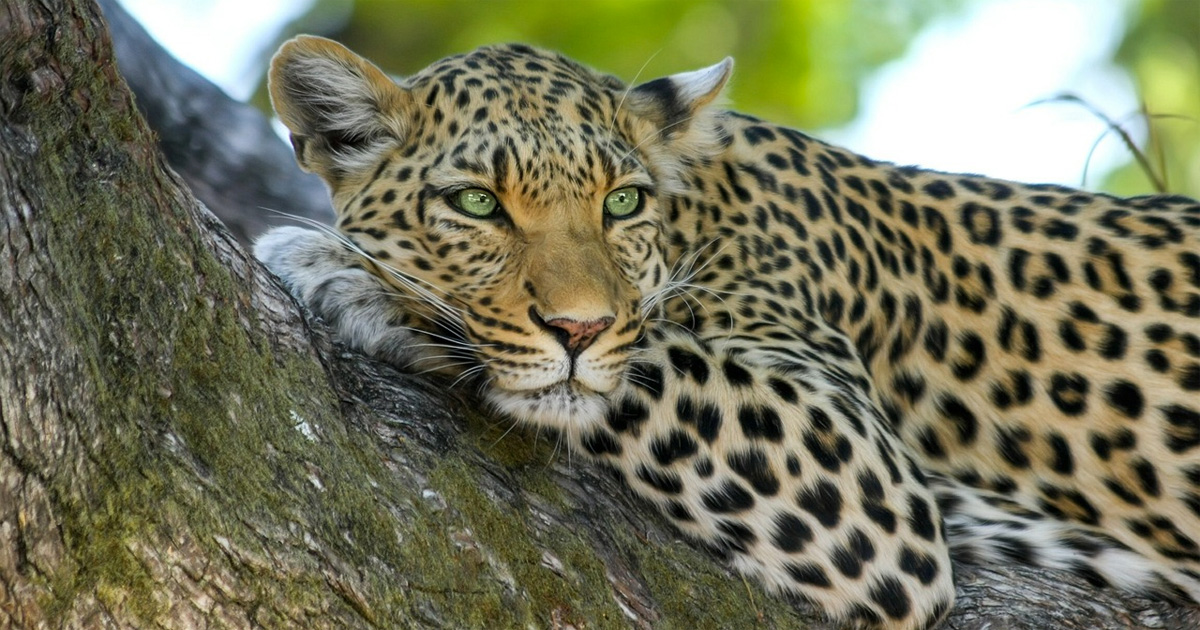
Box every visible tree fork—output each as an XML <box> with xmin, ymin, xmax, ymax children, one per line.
<box><xmin>0</xmin><ymin>1</ymin><xmax>1195</xmax><ymax>628</ymax></box>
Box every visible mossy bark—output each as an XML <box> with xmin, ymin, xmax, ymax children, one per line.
<box><xmin>0</xmin><ymin>1</ymin><xmax>1196</xmax><ymax>629</ymax></box>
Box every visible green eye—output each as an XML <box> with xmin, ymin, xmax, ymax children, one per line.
<box><xmin>450</xmin><ymin>188</ymin><xmax>498</xmax><ymax>217</ymax></box>
<box><xmin>604</xmin><ymin>187</ymin><xmax>642</xmax><ymax>218</ymax></box>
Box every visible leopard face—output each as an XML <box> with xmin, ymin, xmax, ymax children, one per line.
<box><xmin>269</xmin><ymin>38</ymin><xmax>729</xmax><ymax>426</ymax></box>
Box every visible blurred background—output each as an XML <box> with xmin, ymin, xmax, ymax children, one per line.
<box><xmin>118</xmin><ymin>0</ymin><xmax>1198</xmax><ymax>197</ymax></box>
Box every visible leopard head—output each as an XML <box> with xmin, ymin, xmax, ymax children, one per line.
<box><xmin>268</xmin><ymin>36</ymin><xmax>730</xmax><ymax>428</ymax></box>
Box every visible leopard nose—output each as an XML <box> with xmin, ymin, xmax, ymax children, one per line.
<box><xmin>530</xmin><ymin>307</ymin><xmax>615</xmax><ymax>354</ymax></box>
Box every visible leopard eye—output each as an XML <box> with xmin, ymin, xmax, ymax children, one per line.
<box><xmin>604</xmin><ymin>187</ymin><xmax>642</xmax><ymax>218</ymax></box>
<box><xmin>449</xmin><ymin>188</ymin><xmax>498</xmax><ymax>217</ymax></box>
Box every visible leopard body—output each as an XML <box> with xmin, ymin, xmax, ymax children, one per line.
<box><xmin>256</xmin><ymin>36</ymin><xmax>1200</xmax><ymax>628</ymax></box>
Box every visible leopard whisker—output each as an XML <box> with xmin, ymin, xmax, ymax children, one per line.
<box><xmin>641</xmin><ymin>238</ymin><xmax>730</xmax><ymax>313</ymax></box>
<box><xmin>449</xmin><ymin>364</ymin><xmax>490</xmax><ymax>389</ymax></box>
<box><xmin>616</xmin><ymin>110</ymin><xmax>702</xmax><ymax>165</ymax></box>
<box><xmin>488</xmin><ymin>415</ymin><xmax>527</xmax><ymax>451</ymax></box>
<box><xmin>386</xmin><ymin>325</ymin><xmax>492</xmax><ymax>352</ymax></box>
<box><xmin>606</xmin><ymin>48</ymin><xmax>662</xmax><ymax>137</ymax></box>
<box><xmin>265</xmin><ymin>209</ymin><xmax>468</xmax><ymax>328</ymax></box>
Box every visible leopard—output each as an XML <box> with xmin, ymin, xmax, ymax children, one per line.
<box><xmin>254</xmin><ymin>35</ymin><xmax>1200</xmax><ymax>629</ymax></box>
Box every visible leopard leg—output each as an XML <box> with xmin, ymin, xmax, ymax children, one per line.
<box><xmin>578</xmin><ymin>325</ymin><xmax>956</xmax><ymax>630</ymax></box>
<box><xmin>931</xmin><ymin>476</ymin><xmax>1200</xmax><ymax>603</ymax></box>
<box><xmin>254</xmin><ymin>226</ymin><xmax>449</xmax><ymax>371</ymax></box>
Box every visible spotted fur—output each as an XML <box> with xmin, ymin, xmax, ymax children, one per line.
<box><xmin>256</xmin><ymin>36</ymin><xmax>1200</xmax><ymax>628</ymax></box>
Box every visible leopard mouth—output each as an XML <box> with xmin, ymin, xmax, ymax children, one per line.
<box><xmin>485</xmin><ymin>379</ymin><xmax>610</xmax><ymax>429</ymax></box>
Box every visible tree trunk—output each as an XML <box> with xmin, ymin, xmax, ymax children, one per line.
<box><xmin>0</xmin><ymin>1</ymin><xmax>1195</xmax><ymax>629</ymax></box>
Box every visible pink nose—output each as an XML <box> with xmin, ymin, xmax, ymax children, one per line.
<box><xmin>531</xmin><ymin>308</ymin><xmax>615</xmax><ymax>354</ymax></box>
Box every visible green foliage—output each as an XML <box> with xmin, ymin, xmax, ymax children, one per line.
<box><xmin>271</xmin><ymin>0</ymin><xmax>1200</xmax><ymax>197</ymax></box>
<box><xmin>1106</xmin><ymin>0</ymin><xmax>1200</xmax><ymax>197</ymax></box>
<box><xmin>324</xmin><ymin>0</ymin><xmax>961</xmax><ymax>129</ymax></box>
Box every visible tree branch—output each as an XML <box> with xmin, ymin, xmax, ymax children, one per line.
<box><xmin>97</xmin><ymin>0</ymin><xmax>332</xmax><ymax>245</ymax></box>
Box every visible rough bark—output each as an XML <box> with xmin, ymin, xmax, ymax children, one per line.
<box><xmin>0</xmin><ymin>1</ymin><xmax>1196</xmax><ymax>629</ymax></box>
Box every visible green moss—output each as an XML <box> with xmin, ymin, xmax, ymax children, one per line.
<box><xmin>27</xmin><ymin>56</ymin><xmax>416</xmax><ymax>624</ymax></box>
<box><xmin>625</xmin><ymin>528</ymin><xmax>808</xmax><ymax>629</ymax></box>
<box><xmin>43</xmin><ymin>491</ymin><xmax>166</xmax><ymax>621</ymax></box>
<box><xmin>426</xmin><ymin>460</ymin><xmax>628</xmax><ymax>629</ymax></box>
<box><xmin>464</xmin><ymin>404</ymin><xmax>553</xmax><ymax>468</ymax></box>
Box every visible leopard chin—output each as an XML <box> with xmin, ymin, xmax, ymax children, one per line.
<box><xmin>486</xmin><ymin>382</ymin><xmax>610</xmax><ymax>430</ymax></box>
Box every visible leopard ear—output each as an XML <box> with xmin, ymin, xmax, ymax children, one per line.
<box><xmin>268</xmin><ymin>35</ymin><xmax>412</xmax><ymax>186</ymax></box>
<box><xmin>628</xmin><ymin>57</ymin><xmax>733</xmax><ymax>139</ymax></box>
